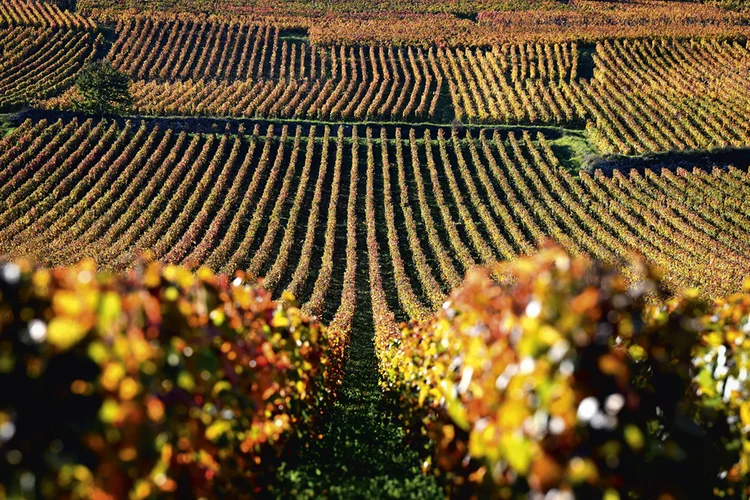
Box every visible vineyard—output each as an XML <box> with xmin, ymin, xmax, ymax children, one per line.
<box><xmin>0</xmin><ymin>1</ymin><xmax>99</xmax><ymax>112</ymax></box>
<box><xmin>4</xmin><ymin>0</ymin><xmax>750</xmax><ymax>497</ymax></box>
<box><xmin>74</xmin><ymin>0</ymin><xmax>750</xmax><ymax>45</ymax></box>
<box><xmin>33</xmin><ymin>18</ymin><xmax>750</xmax><ymax>154</ymax></box>
<box><xmin>0</xmin><ymin>0</ymin><xmax>93</xmax><ymax>29</ymax></box>
<box><xmin>2</xmin><ymin>117</ymin><xmax>749</xmax><ymax>306</ymax></box>
<box><xmin>42</xmin><ymin>17</ymin><xmax>447</xmax><ymax>121</ymax></box>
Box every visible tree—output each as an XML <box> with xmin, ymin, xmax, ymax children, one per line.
<box><xmin>72</xmin><ymin>61</ymin><xmax>132</xmax><ymax>115</ymax></box>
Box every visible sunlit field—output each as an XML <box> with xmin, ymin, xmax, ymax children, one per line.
<box><xmin>2</xmin><ymin>0</ymin><xmax>750</xmax><ymax>497</ymax></box>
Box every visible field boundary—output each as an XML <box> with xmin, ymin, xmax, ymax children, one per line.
<box><xmin>14</xmin><ymin>108</ymin><xmax>584</xmax><ymax>138</ymax></box>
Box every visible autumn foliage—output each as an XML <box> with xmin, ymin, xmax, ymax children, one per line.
<box><xmin>381</xmin><ymin>248</ymin><xmax>750</xmax><ymax>497</ymax></box>
<box><xmin>0</xmin><ymin>259</ymin><xmax>343</xmax><ymax>498</ymax></box>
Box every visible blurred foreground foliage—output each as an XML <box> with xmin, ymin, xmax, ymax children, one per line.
<box><xmin>0</xmin><ymin>259</ymin><xmax>344</xmax><ymax>499</ymax></box>
<box><xmin>382</xmin><ymin>247</ymin><xmax>750</xmax><ymax>498</ymax></box>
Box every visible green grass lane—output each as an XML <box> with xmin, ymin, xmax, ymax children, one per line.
<box><xmin>273</xmin><ymin>174</ymin><xmax>442</xmax><ymax>499</ymax></box>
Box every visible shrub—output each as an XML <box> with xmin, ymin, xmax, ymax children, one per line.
<box><xmin>382</xmin><ymin>247</ymin><xmax>745</xmax><ymax>498</ymax></box>
<box><xmin>0</xmin><ymin>259</ymin><xmax>341</xmax><ymax>498</ymax></box>
<box><xmin>690</xmin><ymin>285</ymin><xmax>750</xmax><ymax>492</ymax></box>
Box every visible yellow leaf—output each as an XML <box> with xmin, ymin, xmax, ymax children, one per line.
<box><xmin>538</xmin><ymin>325</ymin><xmax>561</xmax><ymax>346</ymax></box>
<box><xmin>500</xmin><ymin>433</ymin><xmax>534</xmax><ymax>474</ymax></box>
<box><xmin>54</xmin><ymin>291</ymin><xmax>84</xmax><ymax>317</ymax></box>
<box><xmin>211</xmin><ymin>381</ymin><xmax>232</xmax><ymax>398</ymax></box>
<box><xmin>164</xmin><ymin>287</ymin><xmax>179</xmax><ymax>301</ymax></box>
<box><xmin>741</xmin><ymin>403</ymin><xmax>750</xmax><ymax>426</ymax></box>
<box><xmin>99</xmin><ymin>399</ymin><xmax>120</xmax><ymax>424</ymax></box>
<box><xmin>163</xmin><ymin>265</ymin><xmax>178</xmax><ymax>282</ymax></box>
<box><xmin>177</xmin><ymin>371</ymin><xmax>195</xmax><ymax>392</ymax></box>
<box><xmin>418</xmin><ymin>384</ymin><xmax>429</xmax><ymax>407</ymax></box>
<box><xmin>623</xmin><ymin>424</ymin><xmax>644</xmax><ymax>451</ymax></box>
<box><xmin>87</xmin><ymin>341</ymin><xmax>109</xmax><ymax>365</ymax></box>
<box><xmin>568</xmin><ymin>456</ymin><xmax>599</xmax><ymax>484</ymax></box>
<box><xmin>603</xmin><ymin>489</ymin><xmax>620</xmax><ymax>500</ymax></box>
<box><xmin>272</xmin><ymin>310</ymin><xmax>290</xmax><ymax>328</ymax></box>
<box><xmin>97</xmin><ymin>291</ymin><xmax>121</xmax><ymax>333</ymax></box>
<box><xmin>133</xmin><ymin>480</ymin><xmax>151</xmax><ymax>499</ymax></box>
<box><xmin>441</xmin><ymin>380</ymin><xmax>470</xmax><ymax>430</ymax></box>
<box><xmin>627</xmin><ymin>344</ymin><xmax>646</xmax><ymax>362</ymax></box>
<box><xmin>119</xmin><ymin>377</ymin><xmax>139</xmax><ymax>401</ymax></box>
<box><xmin>197</xmin><ymin>267</ymin><xmax>214</xmax><ymax>281</ymax></box>
<box><xmin>47</xmin><ymin>317</ymin><xmax>87</xmax><ymax>351</ymax></box>
<box><xmin>101</xmin><ymin>362</ymin><xmax>125</xmax><ymax>392</ymax></box>
<box><xmin>210</xmin><ymin>308</ymin><xmax>225</xmax><ymax>326</ymax></box>
<box><xmin>205</xmin><ymin>420</ymin><xmax>232</xmax><ymax>442</ymax></box>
